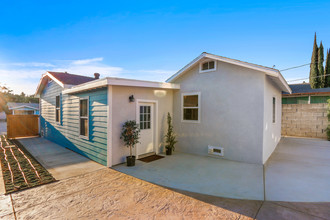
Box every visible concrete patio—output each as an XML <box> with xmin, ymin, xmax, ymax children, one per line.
<box><xmin>114</xmin><ymin>137</ymin><xmax>330</xmax><ymax>202</ymax></box>
<box><xmin>114</xmin><ymin>152</ymin><xmax>264</xmax><ymax>200</ymax></box>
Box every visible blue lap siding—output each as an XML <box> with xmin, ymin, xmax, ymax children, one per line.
<box><xmin>40</xmin><ymin>81</ymin><xmax>108</xmax><ymax>165</ymax></box>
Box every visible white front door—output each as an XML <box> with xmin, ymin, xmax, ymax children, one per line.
<box><xmin>137</xmin><ymin>103</ymin><xmax>154</xmax><ymax>157</ymax></box>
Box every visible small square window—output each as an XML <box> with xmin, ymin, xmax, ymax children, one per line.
<box><xmin>200</xmin><ymin>60</ymin><xmax>216</xmax><ymax>73</ymax></box>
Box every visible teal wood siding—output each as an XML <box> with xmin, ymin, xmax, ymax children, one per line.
<box><xmin>40</xmin><ymin>81</ymin><xmax>108</xmax><ymax>165</ymax></box>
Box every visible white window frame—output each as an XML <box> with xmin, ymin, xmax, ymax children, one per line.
<box><xmin>181</xmin><ymin>92</ymin><xmax>201</xmax><ymax>123</ymax></box>
<box><xmin>272</xmin><ymin>96</ymin><xmax>276</xmax><ymax>124</ymax></box>
<box><xmin>79</xmin><ymin>97</ymin><xmax>89</xmax><ymax>139</ymax></box>
<box><xmin>199</xmin><ymin>59</ymin><xmax>217</xmax><ymax>73</ymax></box>
<box><xmin>55</xmin><ymin>95</ymin><xmax>61</xmax><ymax>124</ymax></box>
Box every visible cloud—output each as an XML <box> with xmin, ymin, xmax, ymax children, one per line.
<box><xmin>0</xmin><ymin>62</ymin><xmax>55</xmax><ymax>67</ymax></box>
<box><xmin>0</xmin><ymin>57</ymin><xmax>175</xmax><ymax>95</ymax></box>
<box><xmin>71</xmin><ymin>57</ymin><xmax>104</xmax><ymax>65</ymax></box>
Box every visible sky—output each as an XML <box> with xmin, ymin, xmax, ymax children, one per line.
<box><xmin>0</xmin><ymin>0</ymin><xmax>330</xmax><ymax>95</ymax></box>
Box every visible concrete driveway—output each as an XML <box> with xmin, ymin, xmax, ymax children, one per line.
<box><xmin>265</xmin><ymin>137</ymin><xmax>330</xmax><ymax>202</ymax></box>
<box><xmin>18</xmin><ymin>137</ymin><xmax>104</xmax><ymax>180</ymax></box>
<box><xmin>114</xmin><ymin>137</ymin><xmax>330</xmax><ymax>202</ymax></box>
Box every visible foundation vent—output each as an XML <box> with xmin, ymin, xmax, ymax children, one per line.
<box><xmin>208</xmin><ymin>145</ymin><xmax>224</xmax><ymax>157</ymax></box>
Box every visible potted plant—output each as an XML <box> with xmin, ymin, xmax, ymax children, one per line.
<box><xmin>165</xmin><ymin>112</ymin><xmax>177</xmax><ymax>155</ymax></box>
<box><xmin>120</xmin><ymin>120</ymin><xmax>140</xmax><ymax>166</ymax></box>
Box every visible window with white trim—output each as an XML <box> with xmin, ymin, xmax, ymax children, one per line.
<box><xmin>200</xmin><ymin>60</ymin><xmax>216</xmax><ymax>73</ymax></box>
<box><xmin>182</xmin><ymin>93</ymin><xmax>200</xmax><ymax>122</ymax></box>
<box><xmin>55</xmin><ymin>95</ymin><xmax>60</xmax><ymax>123</ymax></box>
<box><xmin>79</xmin><ymin>98</ymin><xmax>89</xmax><ymax>137</ymax></box>
<box><xmin>272</xmin><ymin>97</ymin><xmax>276</xmax><ymax>123</ymax></box>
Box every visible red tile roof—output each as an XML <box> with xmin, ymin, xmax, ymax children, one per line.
<box><xmin>48</xmin><ymin>71</ymin><xmax>96</xmax><ymax>85</ymax></box>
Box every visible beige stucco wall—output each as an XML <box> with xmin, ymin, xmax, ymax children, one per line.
<box><xmin>282</xmin><ymin>103</ymin><xmax>328</xmax><ymax>139</ymax></box>
<box><xmin>111</xmin><ymin>85</ymin><xmax>173</xmax><ymax>165</ymax></box>
<box><xmin>172</xmin><ymin>60</ymin><xmax>266</xmax><ymax>164</ymax></box>
<box><xmin>262</xmin><ymin>77</ymin><xmax>282</xmax><ymax>164</ymax></box>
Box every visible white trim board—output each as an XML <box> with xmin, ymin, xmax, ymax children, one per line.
<box><xmin>63</xmin><ymin>77</ymin><xmax>180</xmax><ymax>95</ymax></box>
<box><xmin>107</xmin><ymin>85</ymin><xmax>113</xmax><ymax>167</ymax></box>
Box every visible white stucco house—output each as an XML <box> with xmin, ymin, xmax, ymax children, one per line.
<box><xmin>36</xmin><ymin>52</ymin><xmax>291</xmax><ymax>167</ymax></box>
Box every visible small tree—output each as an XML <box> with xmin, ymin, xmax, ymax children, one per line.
<box><xmin>325</xmin><ymin>49</ymin><xmax>330</xmax><ymax>88</ymax></box>
<box><xmin>120</xmin><ymin>120</ymin><xmax>140</xmax><ymax>158</ymax></box>
<box><xmin>310</xmin><ymin>33</ymin><xmax>319</xmax><ymax>89</ymax></box>
<box><xmin>318</xmin><ymin>42</ymin><xmax>325</xmax><ymax>88</ymax></box>
<box><xmin>165</xmin><ymin>112</ymin><xmax>177</xmax><ymax>153</ymax></box>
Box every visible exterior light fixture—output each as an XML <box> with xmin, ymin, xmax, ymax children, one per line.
<box><xmin>129</xmin><ymin>95</ymin><xmax>135</xmax><ymax>102</ymax></box>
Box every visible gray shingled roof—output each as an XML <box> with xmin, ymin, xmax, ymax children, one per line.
<box><xmin>7</xmin><ymin>102</ymin><xmax>39</xmax><ymax>110</ymax></box>
<box><xmin>284</xmin><ymin>83</ymin><xmax>330</xmax><ymax>95</ymax></box>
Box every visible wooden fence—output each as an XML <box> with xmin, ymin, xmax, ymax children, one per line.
<box><xmin>7</xmin><ymin>115</ymin><xmax>39</xmax><ymax>138</ymax></box>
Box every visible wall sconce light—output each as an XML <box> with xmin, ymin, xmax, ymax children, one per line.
<box><xmin>129</xmin><ymin>95</ymin><xmax>135</xmax><ymax>102</ymax></box>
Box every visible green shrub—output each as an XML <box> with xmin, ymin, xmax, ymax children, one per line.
<box><xmin>165</xmin><ymin>112</ymin><xmax>177</xmax><ymax>151</ymax></box>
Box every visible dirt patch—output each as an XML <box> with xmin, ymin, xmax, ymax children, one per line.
<box><xmin>0</xmin><ymin>135</ymin><xmax>56</xmax><ymax>194</ymax></box>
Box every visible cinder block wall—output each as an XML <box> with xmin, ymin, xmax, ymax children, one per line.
<box><xmin>282</xmin><ymin>103</ymin><xmax>328</xmax><ymax>139</ymax></box>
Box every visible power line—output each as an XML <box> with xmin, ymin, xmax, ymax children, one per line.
<box><xmin>287</xmin><ymin>73</ymin><xmax>330</xmax><ymax>82</ymax></box>
<box><xmin>280</xmin><ymin>63</ymin><xmax>314</xmax><ymax>72</ymax></box>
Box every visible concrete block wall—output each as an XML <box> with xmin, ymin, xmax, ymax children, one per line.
<box><xmin>282</xmin><ymin>103</ymin><xmax>328</xmax><ymax>139</ymax></box>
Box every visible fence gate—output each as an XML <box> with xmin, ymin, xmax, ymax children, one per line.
<box><xmin>7</xmin><ymin>115</ymin><xmax>39</xmax><ymax>138</ymax></box>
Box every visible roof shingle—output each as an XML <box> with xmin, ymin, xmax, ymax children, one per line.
<box><xmin>284</xmin><ymin>83</ymin><xmax>330</xmax><ymax>95</ymax></box>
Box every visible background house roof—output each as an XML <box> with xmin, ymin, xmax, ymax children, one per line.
<box><xmin>7</xmin><ymin>102</ymin><xmax>39</xmax><ymax>110</ymax></box>
<box><xmin>283</xmin><ymin>83</ymin><xmax>330</xmax><ymax>95</ymax></box>
<box><xmin>48</xmin><ymin>72</ymin><xmax>96</xmax><ymax>85</ymax></box>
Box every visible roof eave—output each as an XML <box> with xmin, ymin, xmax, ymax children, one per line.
<box><xmin>63</xmin><ymin>77</ymin><xmax>180</xmax><ymax>95</ymax></box>
<box><xmin>35</xmin><ymin>71</ymin><xmax>66</xmax><ymax>97</ymax></box>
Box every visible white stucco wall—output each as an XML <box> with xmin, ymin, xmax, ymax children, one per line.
<box><xmin>262</xmin><ymin>77</ymin><xmax>282</xmax><ymax>163</ymax></box>
<box><xmin>172</xmin><ymin>60</ymin><xmax>265</xmax><ymax>164</ymax></box>
<box><xmin>110</xmin><ymin>86</ymin><xmax>173</xmax><ymax>165</ymax></box>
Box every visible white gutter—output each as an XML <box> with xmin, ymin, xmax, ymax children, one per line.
<box><xmin>62</xmin><ymin>77</ymin><xmax>180</xmax><ymax>94</ymax></box>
